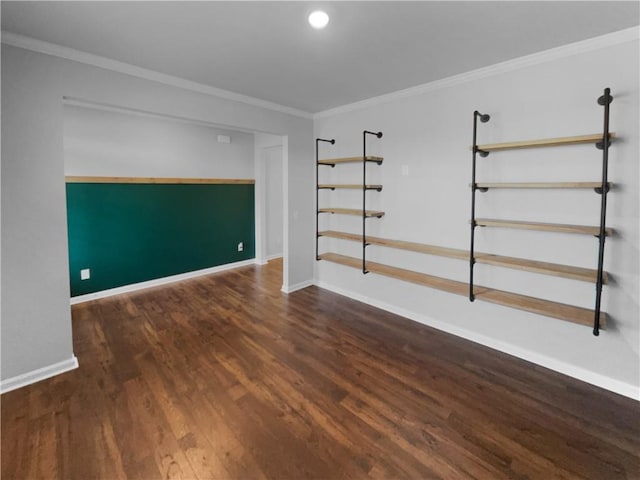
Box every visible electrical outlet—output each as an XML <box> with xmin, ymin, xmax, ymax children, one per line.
<box><xmin>238</xmin><ymin>242</ymin><xmax>244</xmax><ymax>252</ymax></box>
<box><xmin>80</xmin><ymin>268</ymin><xmax>91</xmax><ymax>280</ymax></box>
<box><xmin>402</xmin><ymin>165</ymin><xmax>409</xmax><ymax>176</ymax></box>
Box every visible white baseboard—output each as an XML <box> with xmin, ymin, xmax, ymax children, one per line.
<box><xmin>281</xmin><ymin>279</ymin><xmax>314</xmax><ymax>294</ymax></box>
<box><xmin>71</xmin><ymin>259</ymin><xmax>257</xmax><ymax>304</ymax></box>
<box><xmin>267</xmin><ymin>253</ymin><xmax>283</xmax><ymax>261</ymax></box>
<box><xmin>1</xmin><ymin>356</ymin><xmax>79</xmax><ymax>394</ymax></box>
<box><xmin>315</xmin><ymin>280</ymin><xmax>640</xmax><ymax>401</ymax></box>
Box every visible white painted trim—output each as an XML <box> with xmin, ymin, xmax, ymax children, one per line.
<box><xmin>314</xmin><ymin>26</ymin><xmax>640</xmax><ymax>119</ymax></box>
<box><xmin>1</xmin><ymin>31</ymin><xmax>312</xmax><ymax>119</ymax></box>
<box><xmin>70</xmin><ymin>259</ymin><xmax>256</xmax><ymax>304</ymax></box>
<box><xmin>0</xmin><ymin>356</ymin><xmax>79</xmax><ymax>394</ymax></box>
<box><xmin>315</xmin><ymin>280</ymin><xmax>640</xmax><ymax>401</ymax></box>
<box><xmin>281</xmin><ymin>279</ymin><xmax>314</xmax><ymax>294</ymax></box>
<box><xmin>267</xmin><ymin>253</ymin><xmax>283</xmax><ymax>261</ymax></box>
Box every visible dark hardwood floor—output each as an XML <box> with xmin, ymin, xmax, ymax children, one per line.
<box><xmin>2</xmin><ymin>258</ymin><xmax>639</xmax><ymax>479</ymax></box>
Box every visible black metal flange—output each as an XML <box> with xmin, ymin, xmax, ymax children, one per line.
<box><xmin>594</xmin><ymin>184</ymin><xmax>610</xmax><ymax>195</ymax></box>
<box><xmin>595</xmin><ymin>139</ymin><xmax>614</xmax><ymax>150</ymax></box>
<box><xmin>597</xmin><ymin>94</ymin><xmax>613</xmax><ymax>106</ymax></box>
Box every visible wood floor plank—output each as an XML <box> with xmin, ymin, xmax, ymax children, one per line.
<box><xmin>2</xmin><ymin>259</ymin><xmax>638</xmax><ymax>479</ymax></box>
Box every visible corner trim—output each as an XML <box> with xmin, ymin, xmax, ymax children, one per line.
<box><xmin>281</xmin><ymin>279</ymin><xmax>314</xmax><ymax>294</ymax></box>
<box><xmin>314</xmin><ymin>26</ymin><xmax>640</xmax><ymax>119</ymax></box>
<box><xmin>1</xmin><ymin>31</ymin><xmax>313</xmax><ymax>120</ymax></box>
<box><xmin>0</xmin><ymin>356</ymin><xmax>79</xmax><ymax>394</ymax></box>
<box><xmin>70</xmin><ymin>259</ymin><xmax>256</xmax><ymax>304</ymax></box>
<box><xmin>315</xmin><ymin>280</ymin><xmax>640</xmax><ymax>401</ymax></box>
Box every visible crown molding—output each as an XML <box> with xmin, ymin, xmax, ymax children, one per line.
<box><xmin>1</xmin><ymin>31</ymin><xmax>313</xmax><ymax>120</ymax></box>
<box><xmin>314</xmin><ymin>26</ymin><xmax>640</xmax><ymax>119</ymax></box>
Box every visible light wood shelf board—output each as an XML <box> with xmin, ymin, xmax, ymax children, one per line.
<box><xmin>318</xmin><ymin>230</ymin><xmax>467</xmax><ymax>260</ymax></box>
<box><xmin>475</xmin><ymin>219</ymin><xmax>612</xmax><ymax>236</ymax></box>
<box><xmin>65</xmin><ymin>176</ymin><xmax>255</xmax><ymax>184</ymax></box>
<box><xmin>474</xmin><ymin>182</ymin><xmax>608</xmax><ymax>190</ymax></box>
<box><xmin>319</xmin><ymin>252</ymin><xmax>606</xmax><ymax>328</ymax></box>
<box><xmin>318</xmin><ymin>208</ymin><xmax>385</xmax><ymax>217</ymax></box>
<box><xmin>318</xmin><ymin>156</ymin><xmax>384</xmax><ymax>166</ymax></box>
<box><xmin>319</xmin><ymin>253</ymin><xmax>468</xmax><ymax>296</ymax></box>
<box><xmin>318</xmin><ymin>184</ymin><xmax>383</xmax><ymax>190</ymax></box>
<box><xmin>474</xmin><ymin>288</ymin><xmax>606</xmax><ymax>328</ymax></box>
<box><xmin>319</xmin><ymin>230</ymin><xmax>606</xmax><ymax>283</ymax></box>
<box><xmin>474</xmin><ymin>253</ymin><xmax>606</xmax><ymax>284</ymax></box>
<box><xmin>474</xmin><ymin>133</ymin><xmax>616</xmax><ymax>152</ymax></box>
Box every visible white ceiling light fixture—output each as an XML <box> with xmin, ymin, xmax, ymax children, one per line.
<box><xmin>308</xmin><ymin>10</ymin><xmax>329</xmax><ymax>29</ymax></box>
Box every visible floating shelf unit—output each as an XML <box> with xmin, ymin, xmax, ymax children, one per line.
<box><xmin>470</xmin><ymin>88</ymin><xmax>615</xmax><ymax>336</ymax></box>
<box><xmin>316</xmin><ymin>131</ymin><xmax>384</xmax><ymax>273</ymax></box>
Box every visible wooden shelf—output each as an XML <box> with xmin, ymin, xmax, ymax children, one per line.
<box><xmin>474</xmin><ymin>133</ymin><xmax>616</xmax><ymax>152</ymax></box>
<box><xmin>474</xmin><ymin>253</ymin><xmax>606</xmax><ymax>284</ymax></box>
<box><xmin>318</xmin><ymin>156</ymin><xmax>384</xmax><ymax>166</ymax></box>
<box><xmin>319</xmin><ymin>253</ymin><xmax>468</xmax><ymax>295</ymax></box>
<box><xmin>318</xmin><ymin>184</ymin><xmax>383</xmax><ymax>191</ymax></box>
<box><xmin>65</xmin><ymin>176</ymin><xmax>255</xmax><ymax>184</ymax></box>
<box><xmin>474</xmin><ymin>288</ymin><xmax>606</xmax><ymax>328</ymax></box>
<box><xmin>475</xmin><ymin>219</ymin><xmax>612</xmax><ymax>236</ymax></box>
<box><xmin>474</xmin><ymin>182</ymin><xmax>608</xmax><ymax>190</ymax></box>
<box><xmin>319</xmin><ymin>230</ymin><xmax>467</xmax><ymax>260</ymax></box>
<box><xmin>318</xmin><ymin>252</ymin><xmax>606</xmax><ymax>328</ymax></box>
<box><xmin>318</xmin><ymin>208</ymin><xmax>385</xmax><ymax>218</ymax></box>
<box><xmin>319</xmin><ymin>230</ymin><xmax>606</xmax><ymax>283</ymax></box>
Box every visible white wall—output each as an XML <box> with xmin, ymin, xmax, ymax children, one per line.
<box><xmin>1</xmin><ymin>43</ymin><xmax>313</xmax><ymax>387</ymax></box>
<box><xmin>314</xmin><ymin>35</ymin><xmax>640</xmax><ymax>398</ymax></box>
<box><xmin>64</xmin><ymin>104</ymin><xmax>254</xmax><ymax>178</ymax></box>
<box><xmin>265</xmin><ymin>145</ymin><xmax>284</xmax><ymax>258</ymax></box>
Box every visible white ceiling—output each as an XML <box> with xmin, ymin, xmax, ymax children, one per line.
<box><xmin>2</xmin><ymin>1</ymin><xmax>638</xmax><ymax>113</ymax></box>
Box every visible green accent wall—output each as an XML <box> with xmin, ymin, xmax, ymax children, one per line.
<box><xmin>66</xmin><ymin>182</ymin><xmax>255</xmax><ymax>296</ymax></box>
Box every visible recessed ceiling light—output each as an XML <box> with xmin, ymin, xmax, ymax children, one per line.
<box><xmin>308</xmin><ymin>10</ymin><xmax>329</xmax><ymax>29</ymax></box>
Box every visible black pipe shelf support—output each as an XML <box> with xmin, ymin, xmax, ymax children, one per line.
<box><xmin>469</xmin><ymin>111</ymin><xmax>491</xmax><ymax>301</ymax></box>
<box><xmin>316</xmin><ymin>137</ymin><xmax>335</xmax><ymax>261</ymax></box>
<box><xmin>362</xmin><ymin>130</ymin><xmax>383</xmax><ymax>274</ymax></box>
<box><xmin>593</xmin><ymin>87</ymin><xmax>613</xmax><ymax>336</ymax></box>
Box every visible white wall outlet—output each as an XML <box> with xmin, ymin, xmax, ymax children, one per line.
<box><xmin>402</xmin><ymin>165</ymin><xmax>409</xmax><ymax>176</ymax></box>
<box><xmin>80</xmin><ymin>268</ymin><xmax>91</xmax><ymax>280</ymax></box>
<box><xmin>238</xmin><ymin>242</ymin><xmax>244</xmax><ymax>252</ymax></box>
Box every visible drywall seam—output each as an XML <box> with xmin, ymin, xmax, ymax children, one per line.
<box><xmin>315</xmin><ymin>280</ymin><xmax>640</xmax><ymax>401</ymax></box>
